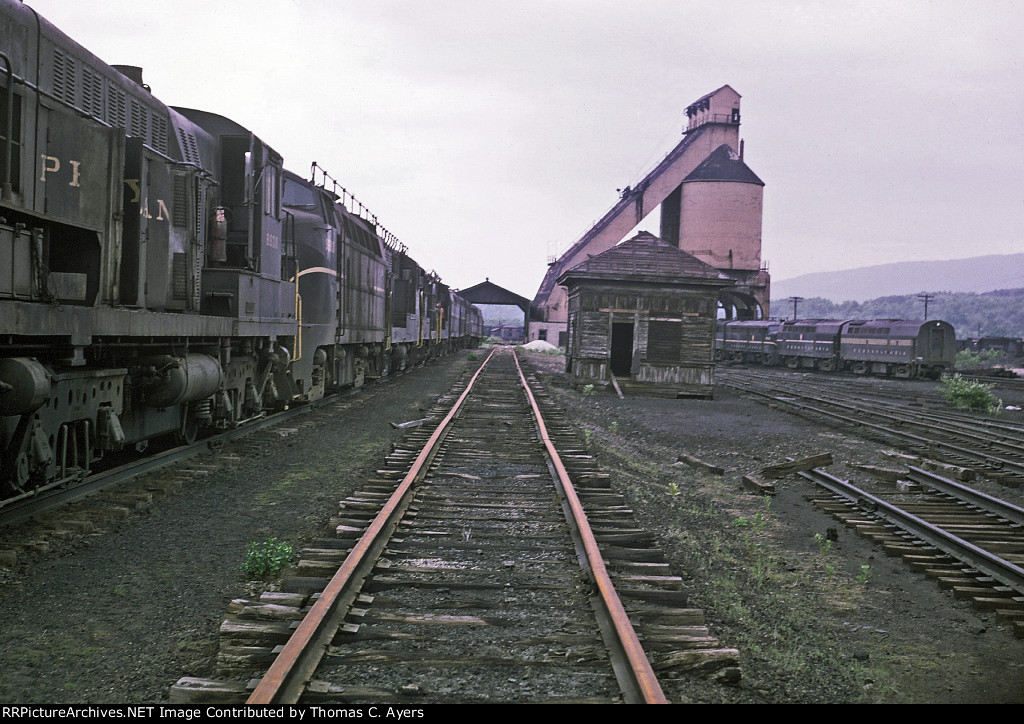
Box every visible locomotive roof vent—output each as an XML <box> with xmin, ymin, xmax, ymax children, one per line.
<box><xmin>112</xmin><ymin>65</ymin><xmax>151</xmax><ymax>92</ymax></box>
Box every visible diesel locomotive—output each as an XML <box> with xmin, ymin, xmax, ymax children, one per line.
<box><xmin>715</xmin><ymin>318</ymin><xmax>956</xmax><ymax>379</ymax></box>
<box><xmin>0</xmin><ymin>0</ymin><xmax>481</xmax><ymax>504</ymax></box>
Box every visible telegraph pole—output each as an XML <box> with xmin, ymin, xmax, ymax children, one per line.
<box><xmin>917</xmin><ymin>293</ymin><xmax>933</xmax><ymax>320</ymax></box>
<box><xmin>788</xmin><ymin>296</ymin><xmax>803</xmax><ymax>321</ymax></box>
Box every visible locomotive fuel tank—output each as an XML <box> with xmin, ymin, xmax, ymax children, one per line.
<box><xmin>140</xmin><ymin>354</ymin><xmax>223</xmax><ymax>409</ymax></box>
<box><xmin>0</xmin><ymin>357</ymin><xmax>50</xmax><ymax>416</ymax></box>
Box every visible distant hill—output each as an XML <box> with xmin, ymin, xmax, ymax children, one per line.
<box><xmin>771</xmin><ymin>253</ymin><xmax>1024</xmax><ymax>302</ymax></box>
<box><xmin>769</xmin><ymin>288</ymin><xmax>1024</xmax><ymax>339</ymax></box>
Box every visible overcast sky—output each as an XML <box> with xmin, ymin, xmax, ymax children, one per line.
<box><xmin>25</xmin><ymin>0</ymin><xmax>1024</xmax><ymax>297</ymax></box>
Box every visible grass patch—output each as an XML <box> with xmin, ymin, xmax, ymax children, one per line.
<box><xmin>253</xmin><ymin>476</ymin><xmax>300</xmax><ymax>505</ymax></box>
<box><xmin>241</xmin><ymin>537</ymin><xmax>294</xmax><ymax>579</ymax></box>
<box><xmin>544</xmin><ymin>384</ymin><xmax>878</xmax><ymax>702</ymax></box>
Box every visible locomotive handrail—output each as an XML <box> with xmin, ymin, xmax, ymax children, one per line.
<box><xmin>1</xmin><ymin>52</ymin><xmax>13</xmax><ymax>200</ymax></box>
<box><xmin>310</xmin><ymin>161</ymin><xmax>406</xmax><ymax>253</ymax></box>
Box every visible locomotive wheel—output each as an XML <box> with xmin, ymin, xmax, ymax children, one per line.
<box><xmin>2</xmin><ymin>454</ymin><xmax>30</xmax><ymax>496</ymax></box>
<box><xmin>176</xmin><ymin>405</ymin><xmax>200</xmax><ymax>445</ymax></box>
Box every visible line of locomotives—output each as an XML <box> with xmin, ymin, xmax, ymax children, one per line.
<box><xmin>0</xmin><ymin>0</ymin><xmax>482</xmax><ymax>503</ymax></box>
<box><xmin>715</xmin><ymin>318</ymin><xmax>957</xmax><ymax>379</ymax></box>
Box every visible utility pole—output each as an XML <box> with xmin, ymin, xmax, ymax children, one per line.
<box><xmin>917</xmin><ymin>293</ymin><xmax>933</xmax><ymax>320</ymax></box>
<box><xmin>788</xmin><ymin>296</ymin><xmax>803</xmax><ymax>321</ymax></box>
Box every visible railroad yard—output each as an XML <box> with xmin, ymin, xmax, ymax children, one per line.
<box><xmin>4</xmin><ymin>0</ymin><xmax>1022</xmax><ymax>710</ymax></box>
<box><xmin>0</xmin><ymin>348</ymin><xmax>1022</xmax><ymax>705</ymax></box>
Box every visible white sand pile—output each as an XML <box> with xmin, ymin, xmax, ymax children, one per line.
<box><xmin>521</xmin><ymin>340</ymin><xmax>559</xmax><ymax>352</ymax></box>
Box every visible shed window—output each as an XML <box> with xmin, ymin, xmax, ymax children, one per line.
<box><xmin>648</xmin><ymin>321</ymin><xmax>682</xmax><ymax>364</ymax></box>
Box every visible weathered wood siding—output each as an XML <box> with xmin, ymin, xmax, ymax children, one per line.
<box><xmin>565</xmin><ymin>282</ymin><xmax>720</xmax><ymax>396</ymax></box>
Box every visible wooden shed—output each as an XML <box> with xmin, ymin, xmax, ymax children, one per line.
<box><xmin>557</xmin><ymin>231</ymin><xmax>732</xmax><ymax>398</ymax></box>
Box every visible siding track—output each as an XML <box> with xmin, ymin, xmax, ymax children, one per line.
<box><xmin>801</xmin><ymin>465</ymin><xmax>1024</xmax><ymax>636</ymax></box>
<box><xmin>718</xmin><ymin>368</ymin><xmax>1024</xmax><ymax>486</ymax></box>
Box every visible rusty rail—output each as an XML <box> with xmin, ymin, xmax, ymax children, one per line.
<box><xmin>247</xmin><ymin>346</ymin><xmax>498</xmax><ymax>704</ymax></box>
<box><xmin>512</xmin><ymin>352</ymin><xmax>668</xmax><ymax>704</ymax></box>
<box><xmin>247</xmin><ymin>346</ymin><xmax>667</xmax><ymax>703</ymax></box>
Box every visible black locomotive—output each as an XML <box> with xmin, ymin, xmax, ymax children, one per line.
<box><xmin>0</xmin><ymin>0</ymin><xmax>481</xmax><ymax>503</ymax></box>
<box><xmin>715</xmin><ymin>318</ymin><xmax>956</xmax><ymax>379</ymax></box>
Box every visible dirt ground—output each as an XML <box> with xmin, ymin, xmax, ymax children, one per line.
<box><xmin>0</xmin><ymin>348</ymin><xmax>1022</xmax><ymax>704</ymax></box>
<box><xmin>0</xmin><ymin>355</ymin><xmax>477</xmax><ymax>705</ymax></box>
<box><xmin>523</xmin><ymin>351</ymin><xmax>1024</xmax><ymax>704</ymax></box>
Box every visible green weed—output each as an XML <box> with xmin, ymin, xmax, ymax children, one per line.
<box><xmin>241</xmin><ymin>537</ymin><xmax>294</xmax><ymax>579</ymax></box>
<box><xmin>938</xmin><ymin>373</ymin><xmax>1002</xmax><ymax>414</ymax></box>
<box><xmin>955</xmin><ymin>348</ymin><xmax>1005</xmax><ymax>368</ymax></box>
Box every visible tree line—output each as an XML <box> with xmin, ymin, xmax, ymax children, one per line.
<box><xmin>770</xmin><ymin>288</ymin><xmax>1024</xmax><ymax>339</ymax></box>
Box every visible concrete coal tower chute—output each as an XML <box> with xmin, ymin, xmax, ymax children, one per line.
<box><xmin>530</xmin><ymin>85</ymin><xmax>771</xmax><ymax>345</ymax></box>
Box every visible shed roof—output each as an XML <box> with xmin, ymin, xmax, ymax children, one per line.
<box><xmin>458</xmin><ymin>279</ymin><xmax>531</xmax><ymax>310</ymax></box>
<box><xmin>557</xmin><ymin>231</ymin><xmax>733</xmax><ymax>287</ymax></box>
<box><xmin>683</xmin><ymin>144</ymin><xmax>764</xmax><ymax>185</ymax></box>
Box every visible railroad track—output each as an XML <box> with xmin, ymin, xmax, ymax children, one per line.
<box><xmin>799</xmin><ymin>464</ymin><xmax>1024</xmax><ymax>637</ymax></box>
<box><xmin>718</xmin><ymin>368</ymin><xmax>1024</xmax><ymax>486</ymax></box>
<box><xmin>173</xmin><ymin>347</ymin><xmax>738</xmax><ymax>704</ymax></box>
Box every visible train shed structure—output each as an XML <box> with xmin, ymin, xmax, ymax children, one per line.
<box><xmin>532</xmin><ymin>85</ymin><xmax>769</xmax><ymax>346</ymax></box>
<box><xmin>458</xmin><ymin>279</ymin><xmax>532</xmax><ymax>342</ymax></box>
<box><xmin>558</xmin><ymin>231</ymin><xmax>732</xmax><ymax>399</ymax></box>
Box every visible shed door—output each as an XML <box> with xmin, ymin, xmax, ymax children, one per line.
<box><xmin>611</xmin><ymin>322</ymin><xmax>634</xmax><ymax>376</ymax></box>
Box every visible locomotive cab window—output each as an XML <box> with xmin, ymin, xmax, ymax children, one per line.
<box><xmin>263</xmin><ymin>165</ymin><xmax>280</xmax><ymax>219</ymax></box>
<box><xmin>282</xmin><ymin>176</ymin><xmax>316</xmax><ymax>208</ymax></box>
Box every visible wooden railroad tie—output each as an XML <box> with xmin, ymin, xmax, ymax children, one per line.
<box><xmin>675</xmin><ymin>453</ymin><xmax>725</xmax><ymax>475</ymax></box>
<box><xmin>743</xmin><ymin>452</ymin><xmax>834</xmax><ymax>495</ymax></box>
